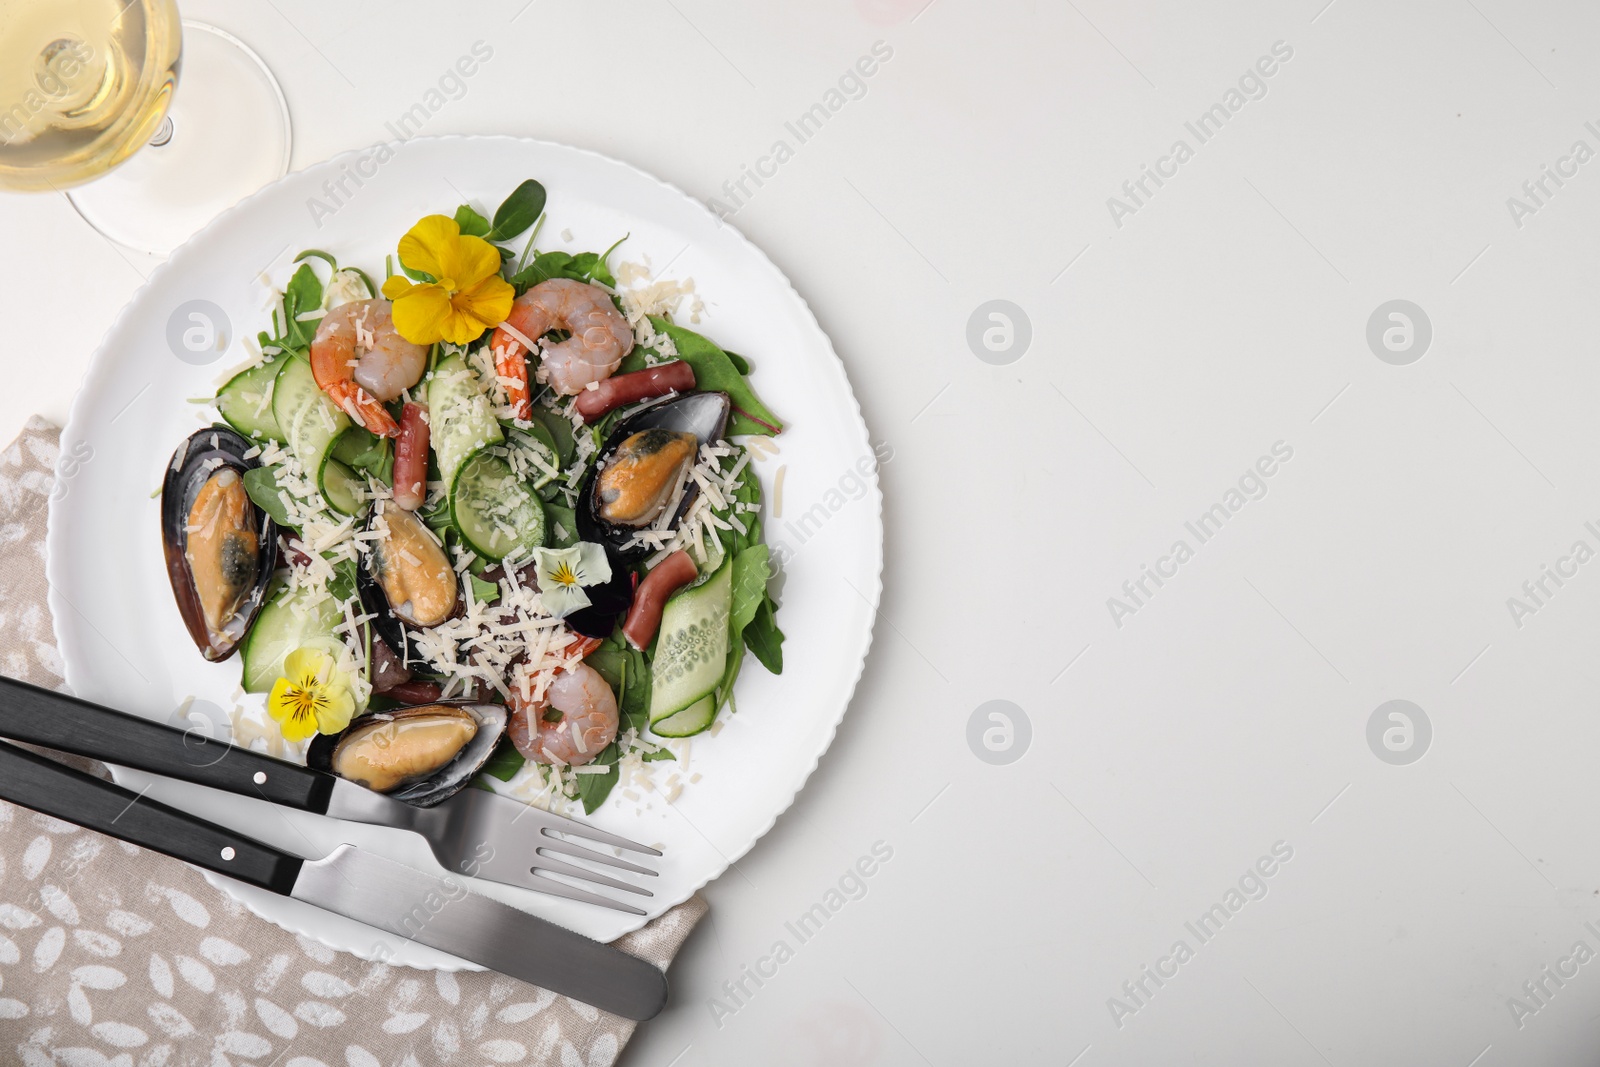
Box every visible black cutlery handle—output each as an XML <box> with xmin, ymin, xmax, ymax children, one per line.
<box><xmin>0</xmin><ymin>676</ymin><xmax>334</xmax><ymax>814</ymax></box>
<box><xmin>0</xmin><ymin>739</ymin><xmax>303</xmax><ymax>894</ymax></box>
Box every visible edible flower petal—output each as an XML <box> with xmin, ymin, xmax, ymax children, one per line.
<box><xmin>382</xmin><ymin>214</ymin><xmax>514</xmax><ymax>346</ymax></box>
<box><xmin>531</xmin><ymin>542</ymin><xmax>613</xmax><ymax>618</ymax></box>
<box><xmin>268</xmin><ymin>646</ymin><xmax>355</xmax><ymax>742</ymax></box>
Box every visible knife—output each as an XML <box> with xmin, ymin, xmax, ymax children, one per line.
<box><xmin>0</xmin><ymin>738</ymin><xmax>668</xmax><ymax>1021</ymax></box>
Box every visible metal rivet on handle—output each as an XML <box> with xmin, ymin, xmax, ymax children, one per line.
<box><xmin>253</xmin><ymin>772</ymin><xmax>267</xmax><ymax>784</ymax></box>
<box><xmin>220</xmin><ymin>847</ymin><xmax>236</xmax><ymax>861</ymax></box>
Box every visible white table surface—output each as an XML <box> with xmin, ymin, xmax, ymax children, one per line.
<box><xmin>8</xmin><ymin>1</ymin><xmax>1600</xmax><ymax>1063</ymax></box>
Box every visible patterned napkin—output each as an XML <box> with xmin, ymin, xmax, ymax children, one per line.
<box><xmin>0</xmin><ymin>417</ymin><xmax>705</xmax><ymax>1066</ymax></box>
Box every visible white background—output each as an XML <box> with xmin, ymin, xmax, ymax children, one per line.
<box><xmin>7</xmin><ymin>1</ymin><xmax>1600</xmax><ymax>1063</ymax></box>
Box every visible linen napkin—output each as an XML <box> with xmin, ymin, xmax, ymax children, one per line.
<box><xmin>0</xmin><ymin>416</ymin><xmax>703</xmax><ymax>1067</ymax></box>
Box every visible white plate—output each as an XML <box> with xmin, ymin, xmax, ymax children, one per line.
<box><xmin>47</xmin><ymin>135</ymin><xmax>882</xmax><ymax>966</ymax></box>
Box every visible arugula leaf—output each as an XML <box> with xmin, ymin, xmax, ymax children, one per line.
<box><xmin>648</xmin><ymin>319</ymin><xmax>782</xmax><ymax>436</ymax></box>
<box><xmin>744</xmin><ymin>596</ymin><xmax>785</xmax><ymax>674</ymax></box>
<box><xmin>575</xmin><ymin>743</ymin><xmax>621</xmax><ymax>813</ymax></box>
<box><xmin>480</xmin><ymin>741</ymin><xmax>525</xmax><ymax>783</ymax></box>
<box><xmin>243</xmin><ymin>467</ymin><xmax>293</xmax><ymax>526</ymax></box>
<box><xmin>490</xmin><ymin>179</ymin><xmax>548</xmax><ymax>242</ymax></box>
<box><xmin>454</xmin><ymin>203</ymin><xmax>491</xmax><ymax>238</ymax></box>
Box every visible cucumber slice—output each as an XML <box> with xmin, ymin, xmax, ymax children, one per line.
<box><xmin>216</xmin><ymin>359</ymin><xmax>285</xmax><ymax>442</ymax></box>
<box><xmin>241</xmin><ymin>582</ymin><xmax>345</xmax><ymax>693</ymax></box>
<box><xmin>450</xmin><ymin>449</ymin><xmax>547</xmax><ymax>561</ymax></box>
<box><xmin>272</xmin><ymin>357</ymin><xmax>349</xmax><ymax>486</ymax></box>
<box><xmin>319</xmin><ymin>458</ymin><xmax>366</xmax><ymax>517</ymax></box>
<box><xmin>651</xmin><ymin>694</ymin><xmax>717</xmax><ymax>738</ymax></box>
<box><xmin>428</xmin><ymin>354</ymin><xmax>502</xmax><ymax>492</ymax></box>
<box><xmin>649</xmin><ymin>560</ymin><xmax>732</xmax><ymax>726</ymax></box>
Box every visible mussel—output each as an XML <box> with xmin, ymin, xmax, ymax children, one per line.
<box><xmin>357</xmin><ymin>502</ymin><xmax>460</xmax><ymax>658</ymax></box>
<box><xmin>307</xmin><ymin>703</ymin><xmax>508</xmax><ymax>807</ymax></box>
<box><xmin>577</xmin><ymin>391</ymin><xmax>730</xmax><ymax>563</ymax></box>
<box><xmin>161</xmin><ymin>427</ymin><xmax>277</xmax><ymax>661</ymax></box>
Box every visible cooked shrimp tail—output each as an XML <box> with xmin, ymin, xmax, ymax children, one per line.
<box><xmin>310</xmin><ymin>299</ymin><xmax>427</xmax><ymax>438</ymax></box>
<box><xmin>488</xmin><ymin>278</ymin><xmax>634</xmax><ymax>398</ymax></box>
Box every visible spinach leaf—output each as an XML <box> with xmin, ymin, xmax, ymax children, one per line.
<box><xmin>575</xmin><ymin>743</ymin><xmax>621</xmax><ymax>813</ymax></box>
<box><xmin>509</xmin><ymin>250</ymin><xmax>575</xmax><ymax>291</ymax></box>
<box><xmin>490</xmin><ymin>180</ymin><xmax>547</xmax><ymax>242</ymax></box>
<box><xmin>648</xmin><ymin>319</ymin><xmax>782</xmax><ymax>436</ymax></box>
<box><xmin>569</xmin><ymin>235</ymin><xmax>626</xmax><ymax>288</ymax></box>
<box><xmin>544</xmin><ymin>502</ymin><xmax>578</xmax><ymax>547</ymax></box>
<box><xmin>744</xmin><ymin>596</ymin><xmax>785</xmax><ymax>674</ymax></box>
<box><xmin>454</xmin><ymin>203</ymin><xmax>491</xmax><ymax>238</ymax></box>
<box><xmin>243</xmin><ymin>467</ymin><xmax>293</xmax><ymax>526</ymax></box>
<box><xmin>525</xmin><ymin>406</ymin><xmax>575</xmax><ymax>467</ymax></box>
<box><xmin>294</xmin><ymin>249</ymin><xmax>339</xmax><ymax>272</ymax></box>
<box><xmin>480</xmin><ymin>741</ymin><xmax>525</xmax><ymax>783</ymax></box>
<box><xmin>729</xmin><ymin>545</ymin><xmax>770</xmax><ymax>637</ymax></box>
<box><xmin>468</xmin><ymin>574</ymin><xmax>498</xmax><ymax>603</ymax></box>
<box><xmin>724</xmin><ymin>349</ymin><xmax>751</xmax><ymax>375</ymax></box>
<box><xmin>281</xmin><ymin>263</ymin><xmax>325</xmax><ymax>350</ymax></box>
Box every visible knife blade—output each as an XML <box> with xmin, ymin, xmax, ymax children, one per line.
<box><xmin>0</xmin><ymin>738</ymin><xmax>668</xmax><ymax>1020</ymax></box>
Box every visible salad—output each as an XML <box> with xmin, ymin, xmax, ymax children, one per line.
<box><xmin>159</xmin><ymin>178</ymin><xmax>785</xmax><ymax>814</ymax></box>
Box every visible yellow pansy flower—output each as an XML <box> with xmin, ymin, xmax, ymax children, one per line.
<box><xmin>380</xmin><ymin>214</ymin><xmax>515</xmax><ymax>346</ymax></box>
<box><xmin>268</xmin><ymin>646</ymin><xmax>356</xmax><ymax>743</ymax></box>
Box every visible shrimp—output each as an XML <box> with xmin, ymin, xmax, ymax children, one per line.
<box><xmin>506</xmin><ymin>662</ymin><xmax>619</xmax><ymax>767</ymax></box>
<box><xmin>310</xmin><ymin>299</ymin><xmax>427</xmax><ymax>437</ymax></box>
<box><xmin>489</xmin><ymin>278</ymin><xmax>634</xmax><ymax>412</ymax></box>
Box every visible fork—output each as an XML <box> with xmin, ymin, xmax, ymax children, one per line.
<box><xmin>0</xmin><ymin>677</ymin><xmax>659</xmax><ymax>914</ymax></box>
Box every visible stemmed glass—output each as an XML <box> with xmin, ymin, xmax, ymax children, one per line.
<box><xmin>0</xmin><ymin>0</ymin><xmax>292</xmax><ymax>254</ymax></box>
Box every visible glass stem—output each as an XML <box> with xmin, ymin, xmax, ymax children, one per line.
<box><xmin>148</xmin><ymin>115</ymin><xmax>173</xmax><ymax>148</ymax></box>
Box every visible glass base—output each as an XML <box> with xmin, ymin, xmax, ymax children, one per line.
<box><xmin>67</xmin><ymin>21</ymin><xmax>291</xmax><ymax>256</ymax></box>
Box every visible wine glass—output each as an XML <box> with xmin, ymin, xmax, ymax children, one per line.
<box><xmin>0</xmin><ymin>0</ymin><xmax>291</xmax><ymax>254</ymax></box>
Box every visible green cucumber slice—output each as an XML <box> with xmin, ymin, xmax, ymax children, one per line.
<box><xmin>318</xmin><ymin>458</ymin><xmax>366</xmax><ymax>517</ymax></box>
<box><xmin>649</xmin><ymin>560</ymin><xmax>732</xmax><ymax>726</ymax></box>
<box><xmin>241</xmin><ymin>582</ymin><xmax>346</xmax><ymax>693</ymax></box>
<box><xmin>650</xmin><ymin>694</ymin><xmax>717</xmax><ymax>737</ymax></box>
<box><xmin>428</xmin><ymin>353</ymin><xmax>502</xmax><ymax>492</ymax></box>
<box><xmin>272</xmin><ymin>357</ymin><xmax>349</xmax><ymax>487</ymax></box>
<box><xmin>450</xmin><ymin>449</ymin><xmax>547</xmax><ymax>561</ymax></box>
<box><xmin>216</xmin><ymin>359</ymin><xmax>285</xmax><ymax>442</ymax></box>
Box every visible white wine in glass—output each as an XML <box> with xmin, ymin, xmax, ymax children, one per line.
<box><xmin>0</xmin><ymin>0</ymin><xmax>181</xmax><ymax>191</ymax></box>
<box><xmin>0</xmin><ymin>0</ymin><xmax>291</xmax><ymax>253</ymax></box>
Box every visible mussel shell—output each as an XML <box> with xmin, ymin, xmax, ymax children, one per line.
<box><xmin>577</xmin><ymin>391</ymin><xmax>731</xmax><ymax>563</ymax></box>
<box><xmin>356</xmin><ymin>505</ymin><xmax>462</xmax><ymax>661</ymax></box>
<box><xmin>306</xmin><ymin>702</ymin><xmax>508</xmax><ymax>808</ymax></box>
<box><xmin>161</xmin><ymin>427</ymin><xmax>277</xmax><ymax>661</ymax></box>
<box><xmin>564</xmin><ymin>546</ymin><xmax>635</xmax><ymax>638</ymax></box>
